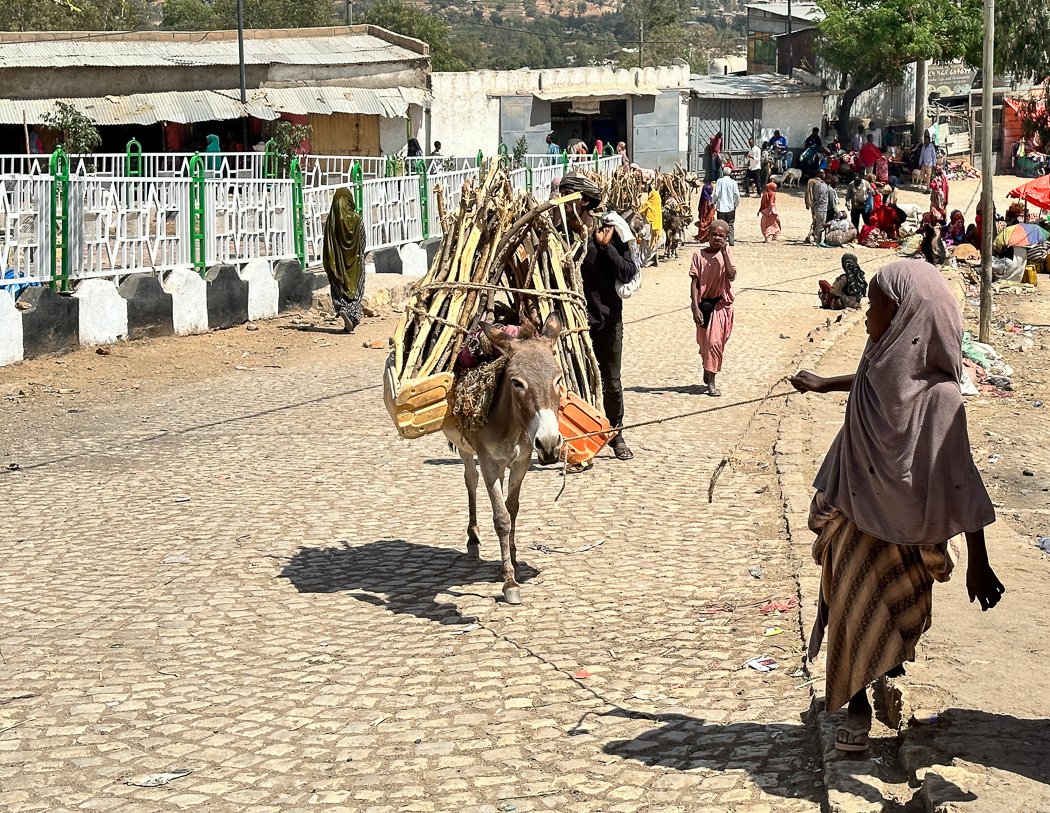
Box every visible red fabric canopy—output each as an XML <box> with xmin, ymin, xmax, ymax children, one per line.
<box><xmin>1009</xmin><ymin>174</ymin><xmax>1050</xmax><ymax>210</ymax></box>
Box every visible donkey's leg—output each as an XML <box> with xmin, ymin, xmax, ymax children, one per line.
<box><xmin>505</xmin><ymin>450</ymin><xmax>531</xmax><ymax>573</ymax></box>
<box><xmin>460</xmin><ymin>450</ymin><xmax>481</xmax><ymax>559</ymax></box>
<box><xmin>478</xmin><ymin>452</ymin><xmax>520</xmax><ymax>604</ymax></box>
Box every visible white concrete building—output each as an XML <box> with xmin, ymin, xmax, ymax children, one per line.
<box><xmin>428</xmin><ymin>65</ymin><xmax>692</xmax><ymax>169</ymax></box>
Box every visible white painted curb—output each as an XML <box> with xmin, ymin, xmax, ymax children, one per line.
<box><xmin>239</xmin><ymin>259</ymin><xmax>279</xmax><ymax>322</ymax></box>
<box><xmin>162</xmin><ymin>267</ymin><xmax>209</xmax><ymax>336</ymax></box>
<box><xmin>0</xmin><ymin>290</ymin><xmax>24</xmax><ymax>366</ymax></box>
<box><xmin>74</xmin><ymin>279</ymin><xmax>128</xmax><ymax>346</ymax></box>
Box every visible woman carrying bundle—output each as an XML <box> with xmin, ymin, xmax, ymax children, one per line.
<box><xmin>791</xmin><ymin>259</ymin><xmax>1004</xmax><ymax>755</ymax></box>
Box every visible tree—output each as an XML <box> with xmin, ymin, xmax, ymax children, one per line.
<box><xmin>815</xmin><ymin>0</ymin><xmax>973</xmax><ymax>140</ymax></box>
<box><xmin>270</xmin><ymin>121</ymin><xmax>312</xmax><ymax>175</ymax></box>
<box><xmin>162</xmin><ymin>0</ymin><xmax>334</xmax><ymax>29</ymax></box>
<box><xmin>1</xmin><ymin>0</ymin><xmax>145</xmax><ymax>30</ymax></box>
<box><xmin>41</xmin><ymin>102</ymin><xmax>102</xmax><ymax>154</ymax></box>
<box><xmin>615</xmin><ymin>0</ymin><xmax>713</xmax><ymax>69</ymax></box>
<box><xmin>969</xmin><ymin>0</ymin><xmax>1050</xmax><ymax>150</ymax></box>
<box><xmin>357</xmin><ymin>0</ymin><xmax>465</xmax><ymax>71</ymax></box>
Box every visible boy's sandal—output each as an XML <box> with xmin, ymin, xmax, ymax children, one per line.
<box><xmin>834</xmin><ymin>725</ymin><xmax>870</xmax><ymax>753</ymax></box>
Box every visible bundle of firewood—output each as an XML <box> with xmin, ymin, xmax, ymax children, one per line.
<box><xmin>389</xmin><ymin>165</ymin><xmax>602</xmax><ymax>414</ymax></box>
<box><xmin>656</xmin><ymin>164</ymin><xmax>699</xmax><ymax>204</ymax></box>
<box><xmin>607</xmin><ymin>165</ymin><xmax>647</xmax><ymax>212</ymax></box>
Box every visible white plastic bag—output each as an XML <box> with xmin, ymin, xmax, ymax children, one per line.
<box><xmin>601</xmin><ymin>212</ymin><xmax>643</xmax><ymax>299</ymax></box>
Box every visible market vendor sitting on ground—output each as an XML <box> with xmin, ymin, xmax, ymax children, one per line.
<box><xmin>791</xmin><ymin>259</ymin><xmax>1004</xmax><ymax>755</ymax></box>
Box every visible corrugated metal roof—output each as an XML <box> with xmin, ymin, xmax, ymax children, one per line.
<box><xmin>689</xmin><ymin>73</ymin><xmax>824</xmax><ymax>99</ymax></box>
<box><xmin>0</xmin><ymin>86</ymin><xmax>430</xmax><ymax>126</ymax></box>
<box><xmin>744</xmin><ymin>2</ymin><xmax>824</xmax><ymax>21</ymax></box>
<box><xmin>0</xmin><ymin>32</ymin><xmax>423</xmax><ymax>70</ymax></box>
<box><xmin>532</xmin><ymin>88</ymin><xmax>662</xmax><ymax>101</ymax></box>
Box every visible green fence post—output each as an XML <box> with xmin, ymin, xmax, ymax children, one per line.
<box><xmin>351</xmin><ymin>161</ymin><xmax>364</xmax><ymax>215</ymax></box>
<box><xmin>48</xmin><ymin>147</ymin><xmax>70</xmax><ymax>292</ymax></box>
<box><xmin>476</xmin><ymin>149</ymin><xmax>484</xmax><ymax>172</ymax></box>
<box><xmin>413</xmin><ymin>159</ymin><xmax>429</xmax><ymax>239</ymax></box>
<box><xmin>263</xmin><ymin>139</ymin><xmax>278</xmax><ymax>179</ymax></box>
<box><xmin>124</xmin><ymin>138</ymin><xmax>143</xmax><ymax>208</ymax></box>
<box><xmin>125</xmin><ymin>139</ymin><xmax>143</xmax><ymax>178</ymax></box>
<box><xmin>385</xmin><ymin>155</ymin><xmax>398</xmax><ymax>178</ymax></box>
<box><xmin>526</xmin><ymin>165</ymin><xmax>533</xmax><ymax>194</ymax></box>
<box><xmin>290</xmin><ymin>157</ymin><xmax>306</xmax><ymax>268</ymax></box>
<box><xmin>189</xmin><ymin>153</ymin><xmax>207</xmax><ymax>277</ymax></box>
<box><xmin>560</xmin><ymin>150</ymin><xmax>569</xmax><ymax>173</ymax></box>
<box><xmin>593</xmin><ymin>148</ymin><xmax>600</xmax><ymax>173</ymax></box>
<box><xmin>498</xmin><ymin>143</ymin><xmax>509</xmax><ymax>170</ymax></box>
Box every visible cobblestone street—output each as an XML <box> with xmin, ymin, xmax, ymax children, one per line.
<box><xmin>0</xmin><ymin>181</ymin><xmax>1036</xmax><ymax>813</ymax></box>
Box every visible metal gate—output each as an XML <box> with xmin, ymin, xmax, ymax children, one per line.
<box><xmin>688</xmin><ymin>98</ymin><xmax>760</xmax><ymax>176</ymax></box>
<box><xmin>688</xmin><ymin>98</ymin><xmax>721</xmax><ymax>173</ymax></box>
<box><xmin>969</xmin><ymin>90</ymin><xmax>1005</xmax><ymax>172</ymax></box>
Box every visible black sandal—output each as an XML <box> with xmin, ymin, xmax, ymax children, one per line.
<box><xmin>611</xmin><ymin>438</ymin><xmax>634</xmax><ymax>460</ymax></box>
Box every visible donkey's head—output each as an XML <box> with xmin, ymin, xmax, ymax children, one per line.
<box><xmin>481</xmin><ymin>313</ymin><xmax>564</xmax><ymax>465</ymax></box>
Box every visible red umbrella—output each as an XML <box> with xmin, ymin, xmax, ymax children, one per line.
<box><xmin>1009</xmin><ymin>174</ymin><xmax>1050</xmax><ymax>210</ymax></box>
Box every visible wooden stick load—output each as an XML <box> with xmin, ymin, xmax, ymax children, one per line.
<box><xmin>385</xmin><ymin>164</ymin><xmax>602</xmax><ymax>439</ymax></box>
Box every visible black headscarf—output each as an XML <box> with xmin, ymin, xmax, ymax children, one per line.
<box><xmin>840</xmin><ymin>253</ymin><xmax>867</xmax><ymax>299</ymax></box>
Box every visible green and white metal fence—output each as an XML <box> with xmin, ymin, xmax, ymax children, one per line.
<box><xmin>1</xmin><ymin>147</ymin><xmax>626</xmax><ymax>293</ymax></box>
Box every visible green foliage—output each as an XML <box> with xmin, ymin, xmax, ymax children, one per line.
<box><xmin>271</xmin><ymin>121</ymin><xmax>312</xmax><ymax>159</ymax></box>
<box><xmin>162</xmin><ymin>0</ymin><xmax>334</xmax><ymax>29</ymax></box>
<box><xmin>357</xmin><ymin>0</ymin><xmax>465</xmax><ymax>71</ymax></box>
<box><xmin>958</xmin><ymin>0</ymin><xmax>1050</xmax><ymax>84</ymax></box>
<box><xmin>1</xmin><ymin>0</ymin><xmax>145</xmax><ymax>31</ymax></box>
<box><xmin>512</xmin><ymin>135</ymin><xmax>529</xmax><ymax>169</ymax></box>
<box><xmin>815</xmin><ymin>0</ymin><xmax>973</xmax><ymax>135</ymax></box>
<box><xmin>41</xmin><ymin>102</ymin><xmax>101</xmax><ymax>154</ymax></box>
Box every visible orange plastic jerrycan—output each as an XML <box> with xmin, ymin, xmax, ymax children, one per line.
<box><xmin>558</xmin><ymin>391</ymin><xmax>614</xmax><ymax>465</ymax></box>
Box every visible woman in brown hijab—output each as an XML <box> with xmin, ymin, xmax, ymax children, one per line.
<box><xmin>790</xmin><ymin>259</ymin><xmax>1005</xmax><ymax>755</ymax></box>
<box><xmin>323</xmin><ymin>188</ymin><xmax>367</xmax><ymax>333</ymax></box>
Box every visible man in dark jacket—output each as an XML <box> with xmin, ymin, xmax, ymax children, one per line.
<box><xmin>581</xmin><ymin>213</ymin><xmax>637</xmax><ymax>460</ymax></box>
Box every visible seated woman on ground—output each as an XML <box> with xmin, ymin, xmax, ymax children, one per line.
<box><xmin>818</xmin><ymin>253</ymin><xmax>866</xmax><ymax>310</ymax></box>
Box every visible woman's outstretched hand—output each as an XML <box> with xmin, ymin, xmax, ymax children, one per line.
<box><xmin>966</xmin><ymin>562</ymin><xmax>1006</xmax><ymax>611</ymax></box>
<box><xmin>789</xmin><ymin>370</ymin><xmax>825</xmax><ymax>393</ymax></box>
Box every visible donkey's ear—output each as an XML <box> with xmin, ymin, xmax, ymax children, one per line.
<box><xmin>541</xmin><ymin>312</ymin><xmax>563</xmax><ymax>342</ymax></box>
<box><xmin>516</xmin><ymin>318</ymin><xmax>538</xmax><ymax>341</ymax></box>
<box><xmin>480</xmin><ymin>322</ymin><xmax>515</xmax><ymax>356</ymax></box>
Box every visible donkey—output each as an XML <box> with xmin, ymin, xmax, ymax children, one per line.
<box><xmin>443</xmin><ymin>313</ymin><xmax>564</xmax><ymax>605</ymax></box>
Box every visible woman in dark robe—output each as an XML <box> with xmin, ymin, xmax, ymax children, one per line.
<box><xmin>323</xmin><ymin>188</ymin><xmax>367</xmax><ymax>333</ymax></box>
<box><xmin>694</xmin><ymin>182</ymin><xmax>716</xmax><ymax>242</ymax></box>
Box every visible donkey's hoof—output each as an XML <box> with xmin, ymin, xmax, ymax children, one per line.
<box><xmin>467</xmin><ymin>542</ymin><xmax>481</xmax><ymax>560</ymax></box>
<box><xmin>503</xmin><ymin>586</ymin><xmax>522</xmax><ymax>605</ymax></box>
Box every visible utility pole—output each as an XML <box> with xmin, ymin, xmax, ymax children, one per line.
<box><xmin>979</xmin><ymin>0</ymin><xmax>995</xmax><ymax>343</ymax></box>
<box><xmin>236</xmin><ymin>0</ymin><xmax>248</xmax><ymax>151</ymax></box>
<box><xmin>638</xmin><ymin>18</ymin><xmax>644</xmax><ymax>70</ymax></box>
<box><xmin>346</xmin><ymin>0</ymin><xmax>354</xmax><ymax>25</ymax></box>
<box><xmin>787</xmin><ymin>0</ymin><xmax>792</xmax><ymax>35</ymax></box>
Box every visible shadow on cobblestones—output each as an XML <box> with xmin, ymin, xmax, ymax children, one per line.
<box><xmin>279</xmin><ymin>539</ymin><xmax>538</xmax><ymax>625</ymax></box>
<box><xmin>602</xmin><ymin>708</ymin><xmax>824</xmax><ymax>804</ymax></box>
